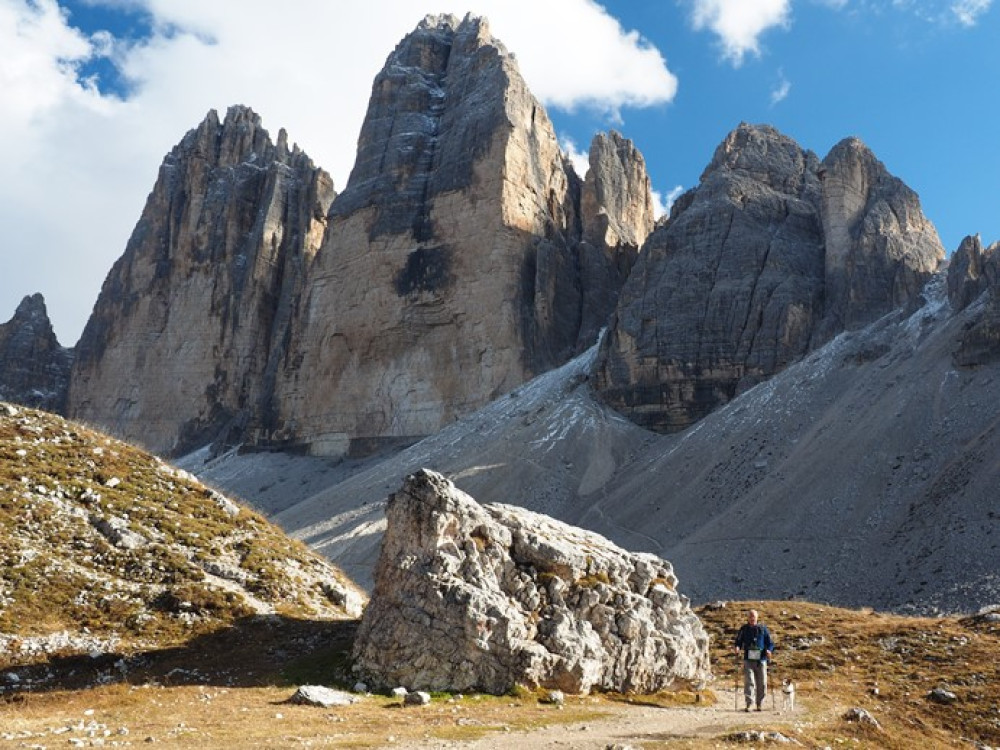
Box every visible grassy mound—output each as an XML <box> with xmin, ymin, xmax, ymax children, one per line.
<box><xmin>0</xmin><ymin>402</ymin><xmax>362</xmax><ymax>659</ymax></box>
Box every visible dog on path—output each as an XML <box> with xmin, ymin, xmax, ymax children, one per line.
<box><xmin>781</xmin><ymin>678</ymin><xmax>796</xmax><ymax>711</ymax></box>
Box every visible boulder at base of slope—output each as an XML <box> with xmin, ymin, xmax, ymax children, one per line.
<box><xmin>352</xmin><ymin>469</ymin><xmax>710</xmax><ymax>694</ymax></box>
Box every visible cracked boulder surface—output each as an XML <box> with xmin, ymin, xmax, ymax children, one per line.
<box><xmin>595</xmin><ymin>123</ymin><xmax>943</xmax><ymax>433</ymax></box>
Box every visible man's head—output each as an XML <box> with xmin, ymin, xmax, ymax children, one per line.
<box><xmin>747</xmin><ymin>610</ymin><xmax>759</xmax><ymax>625</ymax></box>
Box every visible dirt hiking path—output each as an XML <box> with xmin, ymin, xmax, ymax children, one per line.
<box><xmin>408</xmin><ymin>686</ymin><xmax>818</xmax><ymax>749</ymax></box>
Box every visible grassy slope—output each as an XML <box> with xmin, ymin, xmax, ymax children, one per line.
<box><xmin>699</xmin><ymin>601</ymin><xmax>1000</xmax><ymax>749</ymax></box>
<box><xmin>0</xmin><ymin>402</ymin><xmax>360</xmax><ymax>653</ymax></box>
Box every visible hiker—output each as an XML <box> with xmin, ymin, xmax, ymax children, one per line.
<box><xmin>734</xmin><ymin>609</ymin><xmax>775</xmax><ymax>711</ymax></box>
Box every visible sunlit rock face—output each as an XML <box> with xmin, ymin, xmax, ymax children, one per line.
<box><xmin>352</xmin><ymin>469</ymin><xmax>710</xmax><ymax>694</ymax></box>
<box><xmin>271</xmin><ymin>14</ymin><xmax>652</xmax><ymax>456</ymax></box>
<box><xmin>67</xmin><ymin>105</ymin><xmax>334</xmax><ymax>456</ymax></box>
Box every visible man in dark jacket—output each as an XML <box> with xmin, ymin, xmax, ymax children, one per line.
<box><xmin>734</xmin><ymin>609</ymin><xmax>775</xmax><ymax>711</ymax></box>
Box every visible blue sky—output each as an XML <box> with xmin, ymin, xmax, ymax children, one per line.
<box><xmin>1</xmin><ymin>0</ymin><xmax>996</xmax><ymax>344</ymax></box>
<box><xmin>555</xmin><ymin>1</ymin><xmax>998</xmax><ymax>251</ymax></box>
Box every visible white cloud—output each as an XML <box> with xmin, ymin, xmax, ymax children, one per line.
<box><xmin>688</xmin><ymin>0</ymin><xmax>791</xmax><ymax>65</ymax></box>
<box><xmin>0</xmin><ymin>0</ymin><xmax>678</xmax><ymax>344</ymax></box>
<box><xmin>951</xmin><ymin>0</ymin><xmax>993</xmax><ymax>25</ymax></box>
<box><xmin>559</xmin><ymin>135</ymin><xmax>591</xmax><ymax>180</ymax></box>
<box><xmin>770</xmin><ymin>69</ymin><xmax>792</xmax><ymax>104</ymax></box>
<box><xmin>651</xmin><ymin>185</ymin><xmax>685</xmax><ymax>220</ymax></box>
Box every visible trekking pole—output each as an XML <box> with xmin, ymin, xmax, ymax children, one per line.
<box><xmin>735</xmin><ymin>651</ymin><xmax>743</xmax><ymax>711</ymax></box>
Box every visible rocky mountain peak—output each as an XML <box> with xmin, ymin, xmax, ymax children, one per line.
<box><xmin>12</xmin><ymin>292</ymin><xmax>49</xmax><ymax>322</ymax></box>
<box><xmin>332</xmin><ymin>12</ymin><xmax>514</xmax><ymax>237</ymax></box>
<box><xmin>950</xmin><ymin>233</ymin><xmax>1000</xmax><ymax>366</ymax></box>
<box><xmin>582</xmin><ymin>130</ymin><xmax>655</xmax><ymax>250</ymax></box>
<box><xmin>818</xmin><ymin>132</ymin><xmax>944</xmax><ymax>337</ymax></box>
<box><xmin>596</xmin><ymin>123</ymin><xmax>944</xmax><ymax>433</ymax></box>
<box><xmin>0</xmin><ymin>294</ymin><xmax>72</xmax><ymax>413</ymax></box>
<box><xmin>176</xmin><ymin>104</ymin><xmax>315</xmax><ymax>177</ymax></box>
<box><xmin>67</xmin><ymin>106</ymin><xmax>335</xmax><ymax>456</ymax></box>
<box><xmin>702</xmin><ymin>122</ymin><xmax>820</xmax><ymax>197</ymax></box>
<box><xmin>947</xmin><ymin>234</ymin><xmax>989</xmax><ymax>312</ymax></box>
<box><xmin>268</xmin><ymin>16</ymin><xmax>649</xmax><ymax>456</ymax></box>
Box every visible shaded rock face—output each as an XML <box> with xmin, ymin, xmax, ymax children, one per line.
<box><xmin>66</xmin><ymin>106</ymin><xmax>334</xmax><ymax>455</ymax></box>
<box><xmin>0</xmin><ymin>294</ymin><xmax>73</xmax><ymax>412</ymax></box>
<box><xmin>949</xmin><ymin>234</ymin><xmax>1000</xmax><ymax>366</ymax></box>
<box><xmin>596</xmin><ymin>123</ymin><xmax>944</xmax><ymax>433</ymax></box>
<box><xmin>352</xmin><ymin>469</ymin><xmax>710</xmax><ymax>695</ymax></box>
<box><xmin>270</xmin><ymin>15</ymin><xmax>650</xmax><ymax>456</ymax></box>
<box><xmin>948</xmin><ymin>234</ymin><xmax>999</xmax><ymax>312</ymax></box>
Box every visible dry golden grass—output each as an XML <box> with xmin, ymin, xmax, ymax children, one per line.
<box><xmin>698</xmin><ymin>600</ymin><xmax>1000</xmax><ymax>749</ymax></box>
<box><xmin>2</xmin><ymin>600</ymin><xmax>998</xmax><ymax>748</ymax></box>
<box><xmin>0</xmin><ymin>684</ymin><xmax>615</xmax><ymax>748</ymax></box>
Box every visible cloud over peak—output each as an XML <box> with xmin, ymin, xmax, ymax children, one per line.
<box><xmin>687</xmin><ymin>0</ymin><xmax>791</xmax><ymax>66</ymax></box>
<box><xmin>0</xmin><ymin>0</ymin><xmax>679</xmax><ymax>344</ymax></box>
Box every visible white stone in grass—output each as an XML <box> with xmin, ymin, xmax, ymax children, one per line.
<box><xmin>287</xmin><ymin>686</ymin><xmax>358</xmax><ymax>708</ymax></box>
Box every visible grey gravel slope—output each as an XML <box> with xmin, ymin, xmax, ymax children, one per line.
<box><xmin>187</xmin><ymin>274</ymin><xmax>1000</xmax><ymax>612</ymax></box>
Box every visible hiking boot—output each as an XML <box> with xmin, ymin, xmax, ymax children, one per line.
<box><xmin>755</xmin><ymin>704</ymin><xmax>763</xmax><ymax>711</ymax></box>
<box><xmin>744</xmin><ymin>705</ymin><xmax>751</xmax><ymax>712</ymax></box>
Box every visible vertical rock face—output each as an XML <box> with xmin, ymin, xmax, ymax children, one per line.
<box><xmin>66</xmin><ymin>106</ymin><xmax>334</xmax><ymax>455</ymax></box>
<box><xmin>0</xmin><ymin>294</ymin><xmax>73</xmax><ymax>412</ymax></box>
<box><xmin>581</xmin><ymin>131</ymin><xmax>655</xmax><ymax>251</ymax></box>
<box><xmin>948</xmin><ymin>234</ymin><xmax>997</xmax><ymax>312</ymax></box>
<box><xmin>352</xmin><ymin>469</ymin><xmax>710</xmax><ymax>695</ymax></box>
<box><xmin>270</xmin><ymin>15</ymin><xmax>650</xmax><ymax>455</ymax></box>
<box><xmin>949</xmin><ymin>234</ymin><xmax>1000</xmax><ymax>365</ymax></box>
<box><xmin>817</xmin><ymin>136</ymin><xmax>944</xmax><ymax>339</ymax></box>
<box><xmin>595</xmin><ymin>123</ymin><xmax>944</xmax><ymax>433</ymax></box>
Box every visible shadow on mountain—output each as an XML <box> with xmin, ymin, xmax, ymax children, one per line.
<box><xmin>0</xmin><ymin>616</ymin><xmax>360</xmax><ymax>695</ymax></box>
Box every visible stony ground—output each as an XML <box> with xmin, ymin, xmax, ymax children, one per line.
<box><xmin>4</xmin><ymin>601</ymin><xmax>999</xmax><ymax>749</ymax></box>
<box><xmin>404</xmin><ymin>691</ymin><xmax>814</xmax><ymax>749</ymax></box>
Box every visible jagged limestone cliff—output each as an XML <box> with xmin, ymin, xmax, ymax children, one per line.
<box><xmin>62</xmin><ymin>16</ymin><xmax>652</xmax><ymax>458</ymax></box>
<box><xmin>0</xmin><ymin>294</ymin><xmax>73</xmax><ymax>413</ymax></box>
<box><xmin>268</xmin><ymin>14</ymin><xmax>651</xmax><ymax>456</ymax></box>
<box><xmin>66</xmin><ymin>106</ymin><xmax>334</xmax><ymax>455</ymax></box>
<box><xmin>595</xmin><ymin>123</ymin><xmax>944</xmax><ymax>432</ymax></box>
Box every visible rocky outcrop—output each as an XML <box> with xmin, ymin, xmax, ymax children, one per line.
<box><xmin>352</xmin><ymin>469</ymin><xmax>710</xmax><ymax>695</ymax></box>
<box><xmin>948</xmin><ymin>234</ymin><xmax>998</xmax><ymax>312</ymax></box>
<box><xmin>66</xmin><ymin>106</ymin><xmax>334</xmax><ymax>455</ymax></box>
<box><xmin>595</xmin><ymin>123</ymin><xmax>944</xmax><ymax>432</ymax></box>
<box><xmin>60</xmin><ymin>16</ymin><xmax>650</xmax><ymax>458</ymax></box>
<box><xmin>269</xmin><ymin>14</ymin><xmax>650</xmax><ymax>456</ymax></box>
<box><xmin>950</xmin><ymin>234</ymin><xmax>1000</xmax><ymax>366</ymax></box>
<box><xmin>0</xmin><ymin>294</ymin><xmax>73</xmax><ymax>412</ymax></box>
<box><xmin>817</xmin><ymin>136</ymin><xmax>944</xmax><ymax>338</ymax></box>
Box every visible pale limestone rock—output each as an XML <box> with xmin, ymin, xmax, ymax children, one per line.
<box><xmin>66</xmin><ymin>106</ymin><xmax>334</xmax><ymax>456</ymax></box>
<box><xmin>352</xmin><ymin>469</ymin><xmax>710</xmax><ymax>695</ymax></box>
<box><xmin>270</xmin><ymin>15</ymin><xmax>648</xmax><ymax>456</ymax></box>
<box><xmin>582</xmin><ymin>131</ymin><xmax>655</xmax><ymax>252</ymax></box>
<box><xmin>951</xmin><ymin>235</ymin><xmax>1000</xmax><ymax>365</ymax></box>
<box><xmin>287</xmin><ymin>686</ymin><xmax>358</xmax><ymax>707</ymax></box>
<box><xmin>818</xmin><ymin>136</ymin><xmax>944</xmax><ymax>338</ymax></box>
